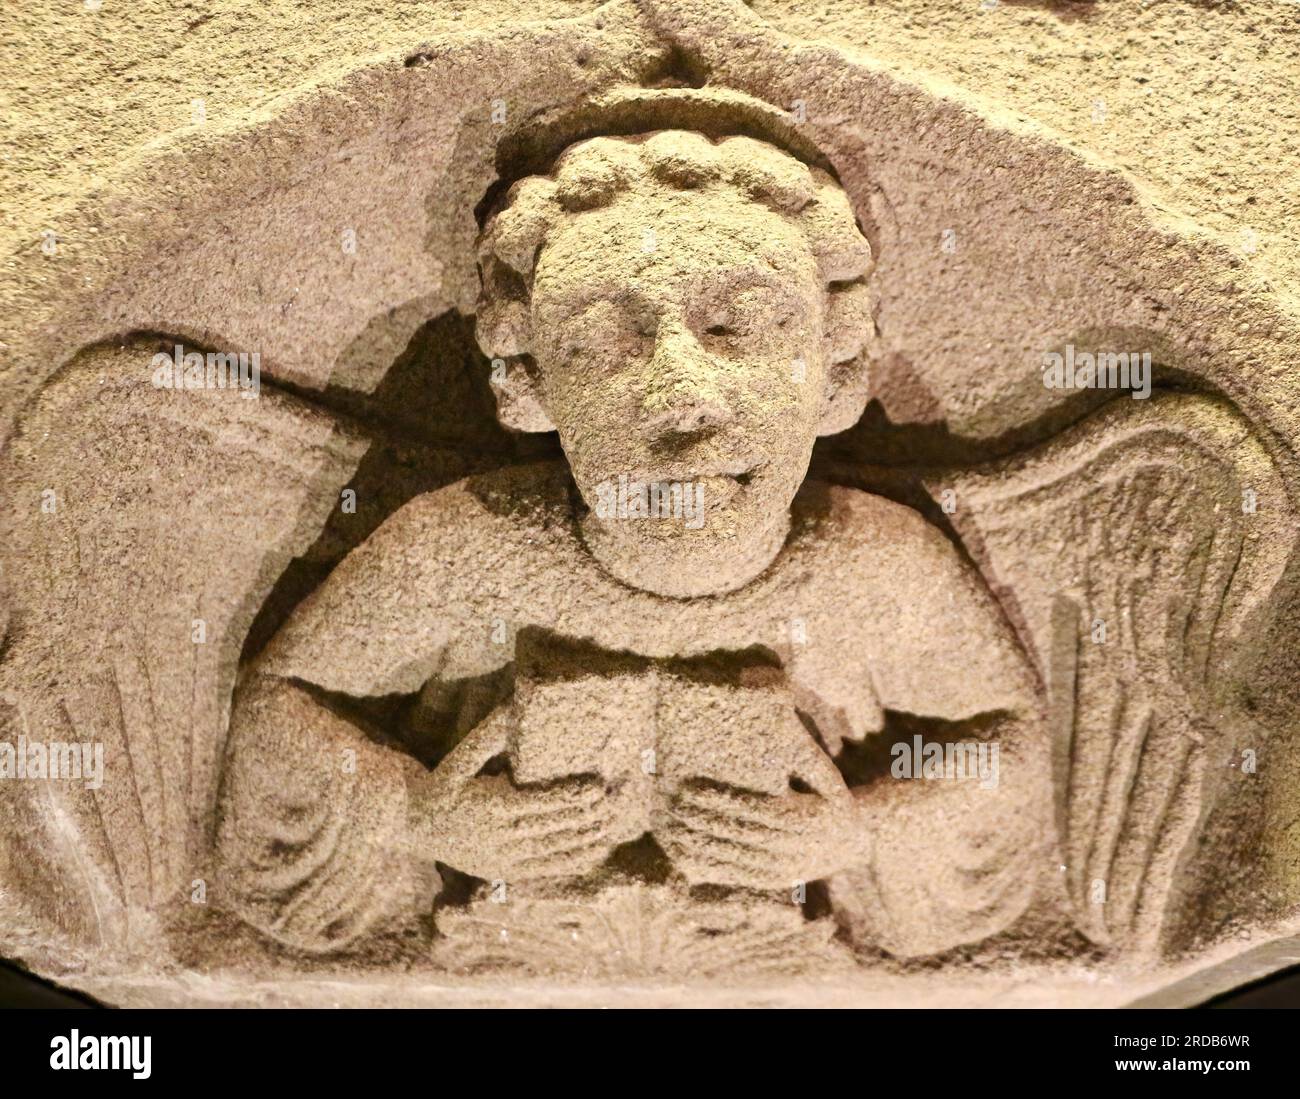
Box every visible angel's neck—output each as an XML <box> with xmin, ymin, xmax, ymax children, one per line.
<box><xmin>577</xmin><ymin>508</ymin><xmax>791</xmax><ymax>599</ymax></box>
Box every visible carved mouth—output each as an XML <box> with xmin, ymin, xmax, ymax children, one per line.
<box><xmin>694</xmin><ymin>465</ymin><xmax>762</xmax><ymax>507</ymax></box>
<box><xmin>612</xmin><ymin>461</ymin><xmax>763</xmax><ymax>512</ymax></box>
<box><xmin>718</xmin><ymin>461</ymin><xmax>763</xmax><ymax>489</ymax></box>
<box><xmin>664</xmin><ymin>458</ymin><xmax>763</xmax><ymax>484</ymax></box>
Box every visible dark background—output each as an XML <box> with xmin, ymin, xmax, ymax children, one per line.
<box><xmin>2</xmin><ymin>955</ymin><xmax>1298</xmax><ymax>1008</ymax></box>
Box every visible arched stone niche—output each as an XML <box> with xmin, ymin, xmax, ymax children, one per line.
<box><xmin>1</xmin><ymin>0</ymin><xmax>1297</xmax><ymax>1007</ymax></box>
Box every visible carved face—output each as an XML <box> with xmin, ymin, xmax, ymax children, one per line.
<box><xmin>528</xmin><ymin>186</ymin><xmax>828</xmax><ymax>591</ymax></box>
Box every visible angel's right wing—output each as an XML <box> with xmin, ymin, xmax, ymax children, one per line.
<box><xmin>0</xmin><ymin>317</ymin><xmax>529</xmax><ymax>963</ymax></box>
<box><xmin>0</xmin><ymin>341</ymin><xmax>367</xmax><ymax>958</ymax></box>
<box><xmin>930</xmin><ymin>393</ymin><xmax>1296</xmax><ymax>956</ymax></box>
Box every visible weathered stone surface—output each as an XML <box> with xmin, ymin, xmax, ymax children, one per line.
<box><xmin>1</xmin><ymin>0</ymin><xmax>1296</xmax><ymax>1008</ymax></box>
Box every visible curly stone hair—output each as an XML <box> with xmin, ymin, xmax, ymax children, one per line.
<box><xmin>476</xmin><ymin>130</ymin><xmax>876</xmax><ymax>434</ymax></box>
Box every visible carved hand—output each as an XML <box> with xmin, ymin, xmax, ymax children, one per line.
<box><xmin>656</xmin><ymin>779</ymin><xmax>860</xmax><ymax>892</ymax></box>
<box><xmin>416</xmin><ymin>769</ymin><xmax>625</xmax><ymax>883</ymax></box>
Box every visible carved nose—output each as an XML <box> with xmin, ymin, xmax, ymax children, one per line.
<box><xmin>643</xmin><ymin>318</ymin><xmax>734</xmax><ymax>438</ymax></box>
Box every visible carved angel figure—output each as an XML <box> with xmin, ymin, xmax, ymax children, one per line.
<box><xmin>0</xmin><ymin>115</ymin><xmax>1292</xmax><ymax>980</ymax></box>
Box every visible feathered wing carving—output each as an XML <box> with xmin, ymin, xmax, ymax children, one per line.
<box><xmin>0</xmin><ymin>344</ymin><xmax>366</xmax><ymax>955</ymax></box>
<box><xmin>4</xmin><ymin>340</ymin><xmax>1293</xmax><ymax>976</ymax></box>
<box><xmin>928</xmin><ymin>393</ymin><xmax>1296</xmax><ymax>955</ymax></box>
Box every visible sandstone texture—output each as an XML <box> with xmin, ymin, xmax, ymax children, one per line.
<box><xmin>1</xmin><ymin>0</ymin><xmax>1297</xmax><ymax>1008</ymax></box>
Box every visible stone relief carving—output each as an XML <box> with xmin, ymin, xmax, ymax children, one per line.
<box><xmin>216</xmin><ymin>128</ymin><xmax>1054</xmax><ymax>976</ymax></box>
<box><xmin>1</xmin><ymin>3</ymin><xmax>1298</xmax><ymax>1008</ymax></box>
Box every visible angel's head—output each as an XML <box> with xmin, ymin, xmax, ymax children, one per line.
<box><xmin>475</xmin><ymin>130</ymin><xmax>874</xmax><ymax>596</ymax></box>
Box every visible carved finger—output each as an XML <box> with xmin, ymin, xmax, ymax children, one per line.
<box><xmin>661</xmin><ymin>834</ymin><xmax>785</xmax><ymax>890</ymax></box>
<box><xmin>510</xmin><ymin>781</ymin><xmax>606</xmax><ymax>822</ymax></box>
<box><xmin>666</xmin><ymin>794</ymin><xmax>789</xmax><ymax>837</ymax></box>
<box><xmin>662</xmin><ymin>811</ymin><xmax>775</xmax><ymax>856</ymax></box>
<box><xmin>514</xmin><ymin>838</ymin><xmax>612</xmax><ymax>878</ymax></box>
<box><xmin>673</xmin><ymin>786</ymin><xmax>794</xmax><ymax>831</ymax></box>
<box><xmin>512</xmin><ymin>820</ymin><xmax>611</xmax><ymax>854</ymax></box>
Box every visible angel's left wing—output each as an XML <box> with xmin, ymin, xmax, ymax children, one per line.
<box><xmin>924</xmin><ymin>392</ymin><xmax>1296</xmax><ymax>956</ymax></box>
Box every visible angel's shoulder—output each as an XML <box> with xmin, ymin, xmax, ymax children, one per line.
<box><xmin>370</xmin><ymin>460</ymin><xmax>575</xmax><ymax>567</ymax></box>
<box><xmin>790</xmin><ymin>482</ymin><xmax>1036</xmax><ymax>719</ymax></box>
<box><xmin>258</xmin><ymin>461</ymin><xmax>577</xmax><ymax>694</ymax></box>
<box><xmin>795</xmin><ymin>481</ymin><xmax>968</xmax><ymax>592</ymax></box>
<box><xmin>297</xmin><ymin>459</ymin><xmax>574</xmax><ymax>608</ymax></box>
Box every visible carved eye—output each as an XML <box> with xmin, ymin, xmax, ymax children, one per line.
<box><xmin>699</xmin><ymin>286</ymin><xmax>789</xmax><ymax>344</ymax></box>
<box><xmin>701</xmin><ymin>304</ymin><xmax>746</xmax><ymax>338</ymax></box>
<box><xmin>700</xmin><ymin>314</ymin><xmax>748</xmax><ymax>345</ymax></box>
<box><xmin>558</xmin><ymin>299</ymin><xmax>655</xmax><ymax>366</ymax></box>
